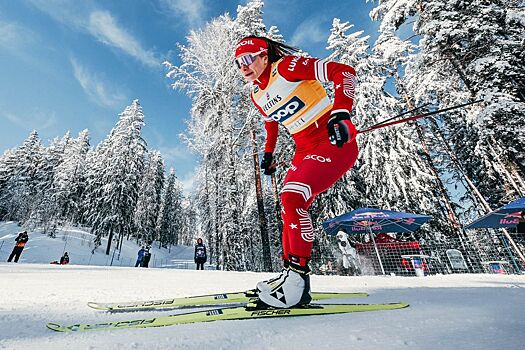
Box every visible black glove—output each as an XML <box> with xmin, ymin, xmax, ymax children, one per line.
<box><xmin>261</xmin><ymin>152</ymin><xmax>276</xmax><ymax>175</ymax></box>
<box><xmin>327</xmin><ymin>111</ymin><xmax>356</xmax><ymax>148</ymax></box>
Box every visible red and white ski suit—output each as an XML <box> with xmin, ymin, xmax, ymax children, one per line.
<box><xmin>250</xmin><ymin>55</ymin><xmax>359</xmax><ymax>266</ymax></box>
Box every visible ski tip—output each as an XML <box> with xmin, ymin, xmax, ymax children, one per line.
<box><xmin>87</xmin><ymin>302</ymin><xmax>111</xmax><ymax>310</ymax></box>
<box><xmin>47</xmin><ymin>322</ymin><xmax>67</xmax><ymax>332</ymax></box>
<box><xmin>87</xmin><ymin>302</ymin><xmax>101</xmax><ymax>309</ymax></box>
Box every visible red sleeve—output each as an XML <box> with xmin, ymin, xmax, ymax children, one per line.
<box><xmin>251</xmin><ymin>93</ymin><xmax>279</xmax><ymax>153</ymax></box>
<box><xmin>264</xmin><ymin>121</ymin><xmax>278</xmax><ymax>153</ymax></box>
<box><xmin>277</xmin><ymin>55</ymin><xmax>356</xmax><ymax>115</ymax></box>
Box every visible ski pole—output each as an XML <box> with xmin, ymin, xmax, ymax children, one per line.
<box><xmin>370</xmin><ymin>102</ymin><xmax>430</xmax><ymax>128</ymax></box>
<box><xmin>358</xmin><ymin>99</ymin><xmax>483</xmax><ymax>134</ymax></box>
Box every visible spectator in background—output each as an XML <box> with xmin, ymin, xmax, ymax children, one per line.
<box><xmin>336</xmin><ymin>231</ymin><xmax>361</xmax><ymax>275</ymax></box>
<box><xmin>142</xmin><ymin>246</ymin><xmax>152</xmax><ymax>268</ymax></box>
<box><xmin>60</xmin><ymin>252</ymin><xmax>70</xmax><ymax>265</ymax></box>
<box><xmin>135</xmin><ymin>247</ymin><xmax>146</xmax><ymax>267</ymax></box>
<box><xmin>7</xmin><ymin>231</ymin><xmax>29</xmax><ymax>263</ymax></box>
<box><xmin>194</xmin><ymin>238</ymin><xmax>207</xmax><ymax>270</ymax></box>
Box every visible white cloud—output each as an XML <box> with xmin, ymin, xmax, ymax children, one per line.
<box><xmin>71</xmin><ymin>57</ymin><xmax>128</xmax><ymax>108</ymax></box>
<box><xmin>3</xmin><ymin>110</ymin><xmax>57</xmax><ymax>130</ymax></box>
<box><xmin>0</xmin><ymin>20</ymin><xmax>34</xmax><ymax>49</ymax></box>
<box><xmin>160</xmin><ymin>0</ymin><xmax>207</xmax><ymax>27</ymax></box>
<box><xmin>29</xmin><ymin>1</ymin><xmax>158</xmax><ymax>67</ymax></box>
<box><xmin>88</xmin><ymin>11</ymin><xmax>158</xmax><ymax>67</ymax></box>
<box><xmin>290</xmin><ymin>18</ymin><xmax>326</xmax><ymax>47</ymax></box>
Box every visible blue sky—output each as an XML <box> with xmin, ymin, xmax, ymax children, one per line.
<box><xmin>0</xmin><ymin>0</ymin><xmax>379</xmax><ymax>190</ymax></box>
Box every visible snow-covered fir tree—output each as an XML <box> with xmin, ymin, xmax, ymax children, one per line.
<box><xmin>0</xmin><ymin>131</ymin><xmax>43</xmax><ymax>223</ymax></box>
<box><xmin>134</xmin><ymin>150</ymin><xmax>165</xmax><ymax>245</ymax></box>
<box><xmin>395</xmin><ymin>0</ymin><xmax>525</xmax><ymax>208</ymax></box>
<box><xmin>156</xmin><ymin>168</ymin><xmax>183</xmax><ymax>247</ymax></box>
<box><xmin>83</xmin><ymin>100</ymin><xmax>146</xmax><ymax>254</ymax></box>
<box><xmin>164</xmin><ymin>1</ymin><xmax>284</xmax><ymax>270</ymax></box>
<box><xmin>326</xmin><ymin>18</ymin><xmax>450</xmax><ymax>239</ymax></box>
<box><xmin>52</xmin><ymin>129</ymin><xmax>90</xmax><ymax>225</ymax></box>
<box><xmin>26</xmin><ymin>132</ymin><xmax>72</xmax><ymax>233</ymax></box>
<box><xmin>370</xmin><ymin>0</ymin><xmax>525</xmax><ymax>264</ymax></box>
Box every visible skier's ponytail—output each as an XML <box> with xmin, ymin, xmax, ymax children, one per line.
<box><xmin>241</xmin><ymin>36</ymin><xmax>300</xmax><ymax>63</ymax></box>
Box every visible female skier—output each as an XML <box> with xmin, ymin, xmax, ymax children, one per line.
<box><xmin>234</xmin><ymin>36</ymin><xmax>359</xmax><ymax>308</ymax></box>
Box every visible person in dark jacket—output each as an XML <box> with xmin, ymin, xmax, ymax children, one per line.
<box><xmin>135</xmin><ymin>247</ymin><xmax>146</xmax><ymax>267</ymax></box>
<box><xmin>7</xmin><ymin>231</ymin><xmax>29</xmax><ymax>263</ymax></box>
<box><xmin>142</xmin><ymin>246</ymin><xmax>151</xmax><ymax>268</ymax></box>
<box><xmin>60</xmin><ymin>252</ymin><xmax>70</xmax><ymax>265</ymax></box>
<box><xmin>194</xmin><ymin>238</ymin><xmax>207</xmax><ymax>270</ymax></box>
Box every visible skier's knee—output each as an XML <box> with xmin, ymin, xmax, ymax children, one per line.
<box><xmin>280</xmin><ymin>182</ymin><xmax>311</xmax><ymax>211</ymax></box>
<box><xmin>280</xmin><ymin>191</ymin><xmax>307</xmax><ymax>212</ymax></box>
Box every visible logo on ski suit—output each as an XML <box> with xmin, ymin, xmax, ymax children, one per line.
<box><xmin>266</xmin><ymin>96</ymin><xmax>305</xmax><ymax>123</ymax></box>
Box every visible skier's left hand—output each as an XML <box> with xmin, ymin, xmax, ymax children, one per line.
<box><xmin>327</xmin><ymin>111</ymin><xmax>357</xmax><ymax>147</ymax></box>
<box><xmin>261</xmin><ymin>152</ymin><xmax>277</xmax><ymax>175</ymax></box>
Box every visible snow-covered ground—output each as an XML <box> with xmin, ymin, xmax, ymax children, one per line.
<box><xmin>0</xmin><ymin>265</ymin><xmax>524</xmax><ymax>350</ymax></box>
<box><xmin>1</xmin><ymin>221</ymin><xmax>525</xmax><ymax>349</ymax></box>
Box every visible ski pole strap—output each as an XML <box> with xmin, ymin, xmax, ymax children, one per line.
<box><xmin>358</xmin><ymin>99</ymin><xmax>483</xmax><ymax>134</ymax></box>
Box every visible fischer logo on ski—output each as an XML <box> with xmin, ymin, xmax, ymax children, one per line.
<box><xmin>250</xmin><ymin>309</ymin><xmax>292</xmax><ymax>316</ymax></box>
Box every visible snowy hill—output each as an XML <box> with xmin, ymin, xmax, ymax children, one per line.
<box><xmin>0</xmin><ymin>263</ymin><xmax>524</xmax><ymax>349</ymax></box>
<box><xmin>0</xmin><ymin>221</ymin><xmax>195</xmax><ymax>268</ymax></box>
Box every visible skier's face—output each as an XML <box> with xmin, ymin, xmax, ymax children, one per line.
<box><xmin>237</xmin><ymin>54</ymin><xmax>268</xmax><ymax>82</ymax></box>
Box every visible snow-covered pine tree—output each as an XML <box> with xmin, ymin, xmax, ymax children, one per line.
<box><xmin>233</xmin><ymin>0</ymin><xmax>283</xmax><ymax>271</ymax></box>
<box><xmin>0</xmin><ymin>131</ymin><xmax>43</xmax><ymax>223</ymax></box>
<box><xmin>401</xmin><ymin>0</ymin><xmax>525</xmax><ymax>207</ymax></box>
<box><xmin>83</xmin><ymin>100</ymin><xmax>146</xmax><ymax>254</ymax></box>
<box><xmin>52</xmin><ymin>129</ymin><xmax>90</xmax><ymax>225</ymax></box>
<box><xmin>134</xmin><ymin>150</ymin><xmax>164</xmax><ymax>244</ymax></box>
<box><xmin>165</xmin><ymin>10</ymin><xmax>269</xmax><ymax>270</ymax></box>
<box><xmin>26</xmin><ymin>132</ymin><xmax>72</xmax><ymax>234</ymax></box>
<box><xmin>177</xmin><ymin>196</ymin><xmax>198</xmax><ymax>246</ymax></box>
<box><xmin>326</xmin><ymin>18</ymin><xmax>445</xmax><ymax>239</ymax></box>
<box><xmin>156</xmin><ymin>168</ymin><xmax>183</xmax><ymax>248</ymax></box>
<box><xmin>371</xmin><ymin>0</ymin><xmax>525</xmax><ymax>266</ymax></box>
<box><xmin>0</xmin><ymin>148</ymin><xmax>19</xmax><ymax>219</ymax></box>
<box><xmin>369</xmin><ymin>4</ymin><xmax>477</xmax><ymax>241</ymax></box>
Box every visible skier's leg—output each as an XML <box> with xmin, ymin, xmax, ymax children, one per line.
<box><xmin>258</xmin><ymin>139</ymin><xmax>358</xmax><ymax>308</ymax></box>
<box><xmin>7</xmin><ymin>249</ymin><xmax>16</xmax><ymax>262</ymax></box>
<box><xmin>255</xmin><ymin>158</ymin><xmax>301</xmax><ymax>294</ymax></box>
<box><xmin>282</xmin><ymin>139</ymin><xmax>358</xmax><ymax>264</ymax></box>
<box><xmin>13</xmin><ymin>247</ymin><xmax>23</xmax><ymax>263</ymax></box>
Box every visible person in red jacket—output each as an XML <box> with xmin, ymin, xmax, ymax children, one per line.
<box><xmin>235</xmin><ymin>36</ymin><xmax>359</xmax><ymax>308</ymax></box>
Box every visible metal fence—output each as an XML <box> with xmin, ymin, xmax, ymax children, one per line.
<box><xmin>311</xmin><ymin>235</ymin><xmax>525</xmax><ymax>276</ymax></box>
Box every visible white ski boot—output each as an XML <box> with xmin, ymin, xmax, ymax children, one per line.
<box><xmin>257</xmin><ymin>263</ymin><xmax>311</xmax><ymax>308</ymax></box>
<box><xmin>254</xmin><ymin>260</ymin><xmax>289</xmax><ymax>294</ymax></box>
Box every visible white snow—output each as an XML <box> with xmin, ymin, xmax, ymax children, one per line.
<box><xmin>1</xmin><ymin>222</ymin><xmax>524</xmax><ymax>350</ymax></box>
<box><xmin>0</xmin><ymin>221</ymin><xmax>195</xmax><ymax>268</ymax></box>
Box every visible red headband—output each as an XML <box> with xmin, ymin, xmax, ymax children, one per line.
<box><xmin>235</xmin><ymin>38</ymin><xmax>268</xmax><ymax>58</ymax></box>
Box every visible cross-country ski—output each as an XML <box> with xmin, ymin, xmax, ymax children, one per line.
<box><xmin>48</xmin><ymin>302</ymin><xmax>409</xmax><ymax>332</ymax></box>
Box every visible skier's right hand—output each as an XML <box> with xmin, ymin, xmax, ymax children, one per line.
<box><xmin>261</xmin><ymin>152</ymin><xmax>276</xmax><ymax>175</ymax></box>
